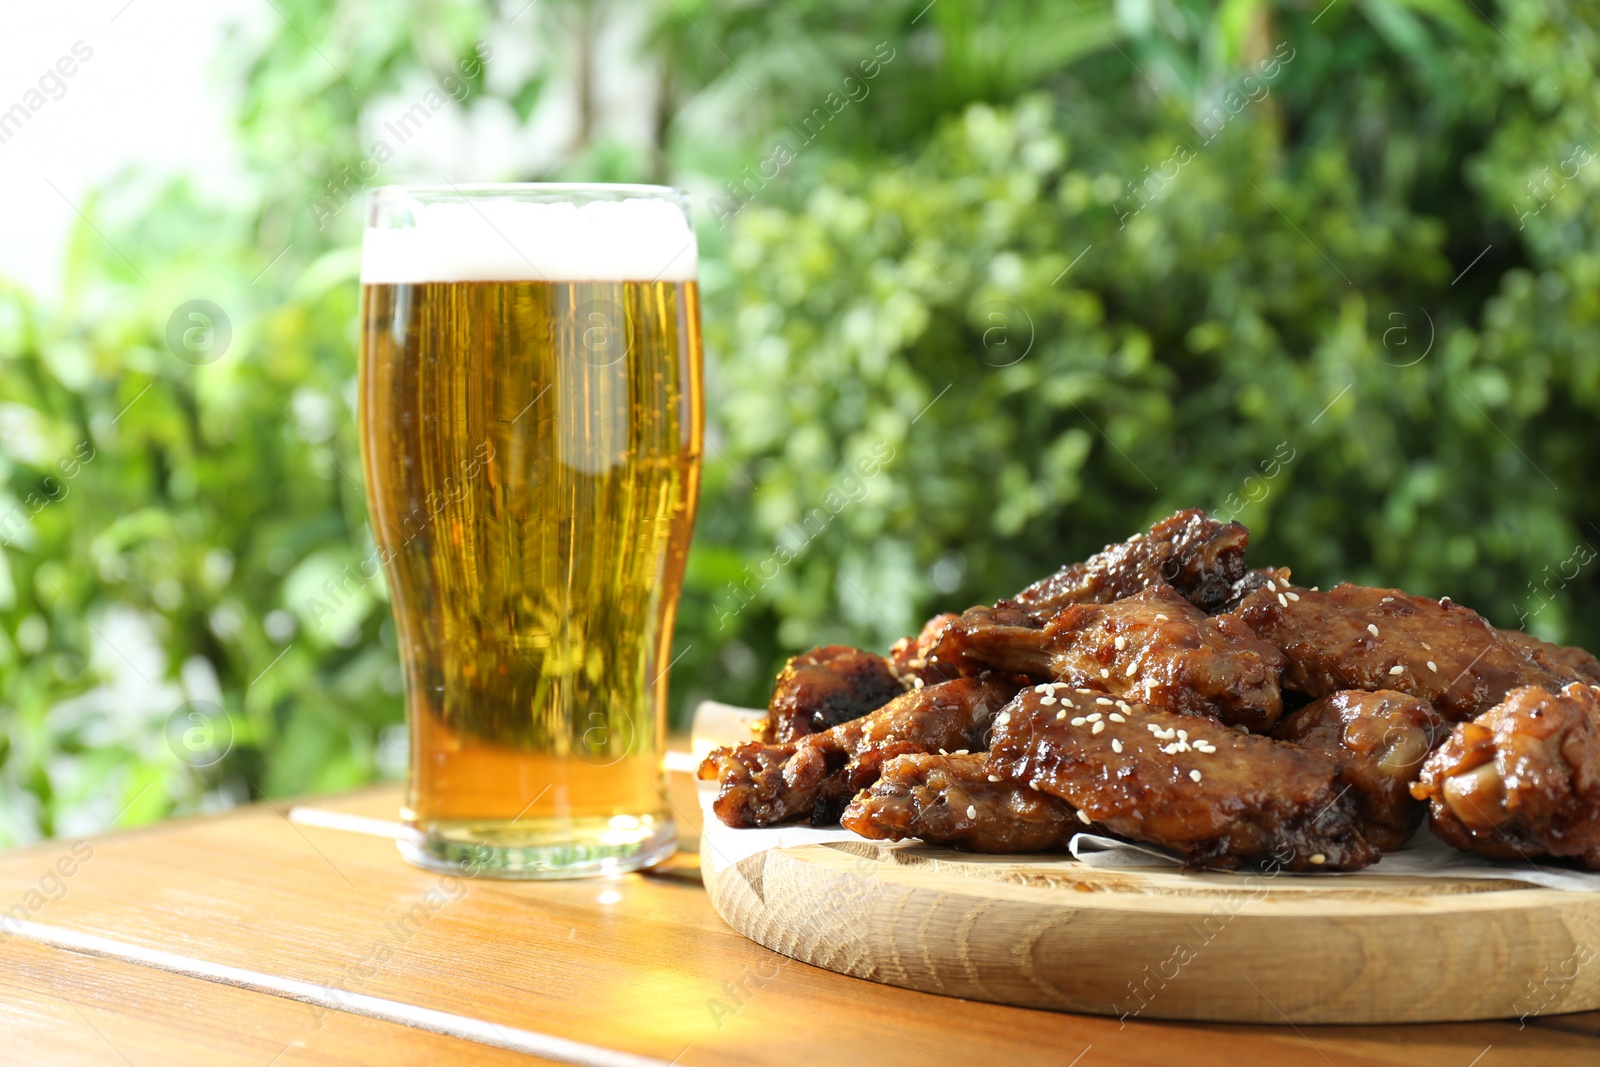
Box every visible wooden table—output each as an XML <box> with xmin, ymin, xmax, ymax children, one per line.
<box><xmin>2</xmin><ymin>760</ymin><xmax>1597</xmax><ymax>1066</ymax></box>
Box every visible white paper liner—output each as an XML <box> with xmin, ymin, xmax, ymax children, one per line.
<box><xmin>693</xmin><ymin>701</ymin><xmax>1600</xmax><ymax>892</ymax></box>
<box><xmin>1069</xmin><ymin>827</ymin><xmax>1600</xmax><ymax>891</ymax></box>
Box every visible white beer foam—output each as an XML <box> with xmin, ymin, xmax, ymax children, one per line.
<box><xmin>360</xmin><ymin>196</ymin><xmax>697</xmax><ymax>283</ymax></box>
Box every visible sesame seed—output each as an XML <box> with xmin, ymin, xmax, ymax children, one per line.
<box><xmin>1155</xmin><ymin>614</ymin><xmax>1169</xmax><ymax>622</ymax></box>
<box><xmin>1076</xmin><ymin>810</ymin><xmax>1092</xmax><ymax>825</ymax></box>
<box><xmin>1389</xmin><ymin>665</ymin><xmax>1404</xmax><ymax>676</ymax></box>
<box><xmin>987</xmin><ymin>775</ymin><xmax>1002</xmax><ymax>783</ymax></box>
<box><xmin>912</xmin><ymin>677</ymin><xmax>924</xmax><ymax>689</ymax></box>
<box><xmin>1189</xmin><ymin>769</ymin><xmax>1202</xmax><ymax>782</ymax></box>
<box><xmin>1267</xmin><ymin>580</ymin><xmax>1277</xmax><ymax>592</ymax></box>
<box><xmin>1381</xmin><ymin>597</ymin><xmax>1393</xmax><ymax>603</ymax></box>
<box><xmin>1310</xmin><ymin>853</ymin><xmax>1327</xmax><ymax>865</ymax></box>
<box><xmin>1033</xmin><ymin>684</ymin><xmax>1049</xmax><ymax>694</ymax></box>
<box><xmin>1096</xmin><ymin>697</ymin><xmax>1113</xmax><ymax>706</ymax></box>
<box><xmin>1040</xmin><ymin>695</ymin><xmax>1057</xmax><ymax>706</ymax></box>
<box><xmin>1367</xmin><ymin>624</ymin><xmax>1379</xmax><ymax>637</ymax></box>
<box><xmin>1427</xmin><ymin>661</ymin><xmax>1438</xmax><ymax>672</ymax></box>
<box><xmin>1086</xmin><ymin>712</ymin><xmax>1102</xmax><ymax>722</ymax></box>
<box><xmin>1071</xmin><ymin>717</ymin><xmax>1087</xmax><ymax>726</ymax></box>
<box><xmin>1177</xmin><ymin>730</ymin><xmax>1188</xmax><ymax>741</ymax></box>
<box><xmin>1100</xmin><ymin>669</ymin><xmax>1110</xmax><ymax>679</ymax></box>
<box><xmin>1277</xmin><ymin>593</ymin><xmax>1288</xmax><ymax>607</ymax></box>
<box><xmin>1092</xmin><ymin>721</ymin><xmax>1105</xmax><ymax>734</ymax></box>
<box><xmin>1147</xmin><ymin>724</ymin><xmax>1162</xmax><ymax>733</ymax></box>
<box><xmin>1285</xmin><ymin>591</ymin><xmax>1300</xmax><ymax>602</ymax></box>
<box><xmin>1109</xmin><ymin>713</ymin><xmax>1126</xmax><ymax>723</ymax></box>
<box><xmin>1111</xmin><ymin>738</ymin><xmax>1123</xmax><ymax>753</ymax></box>
<box><xmin>1114</xmin><ymin>635</ymin><xmax>1128</xmax><ymax>651</ymax></box>
<box><xmin>1422</xmin><ymin>643</ymin><xmax>1432</xmax><ymax>651</ymax></box>
<box><xmin>966</xmin><ymin>805</ymin><xmax>977</xmax><ymax>819</ymax></box>
<box><xmin>1077</xmin><ymin>688</ymin><xmax>1093</xmax><ymax>694</ymax></box>
<box><xmin>1056</xmin><ymin>710</ymin><xmax>1068</xmax><ymax>720</ymax></box>
<box><xmin>996</xmin><ymin>712</ymin><xmax>1011</xmax><ymax>726</ymax></box>
<box><xmin>938</xmin><ymin>748</ymin><xmax>948</xmax><ymax>756</ymax></box>
<box><xmin>954</xmin><ymin>749</ymin><xmax>969</xmax><ymax>755</ymax></box>
<box><xmin>1029</xmin><ymin>781</ymin><xmax>1040</xmax><ymax>790</ymax></box>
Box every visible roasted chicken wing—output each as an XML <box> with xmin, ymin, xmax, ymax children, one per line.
<box><xmin>1235</xmin><ymin>582</ymin><xmax>1586</xmax><ymax>722</ymax></box>
<box><xmin>888</xmin><ymin>613</ymin><xmax>960</xmax><ymax>687</ymax></box>
<box><xmin>762</xmin><ymin>644</ymin><xmax>905</xmax><ymax>742</ymax></box>
<box><xmin>1220</xmin><ymin>566</ymin><xmax>1293</xmax><ymax>614</ymax></box>
<box><xmin>1412</xmin><ymin>682</ymin><xmax>1600</xmax><ymax>869</ymax></box>
<box><xmin>1271</xmin><ymin>689</ymin><xmax>1443</xmax><ymax>851</ymax></box>
<box><xmin>1499</xmin><ymin>629</ymin><xmax>1600</xmax><ymax>685</ymax></box>
<box><xmin>840</xmin><ymin>752</ymin><xmax>1080</xmax><ymax>852</ymax></box>
<box><xmin>985</xmin><ymin>685</ymin><xmax>1380</xmax><ymax>870</ymax></box>
<box><xmin>931</xmin><ymin>585</ymin><xmax>1286</xmax><ymax>731</ymax></box>
<box><xmin>698</xmin><ymin>675</ymin><xmax>1020</xmax><ymax>828</ymax></box>
<box><xmin>702</xmin><ymin>509</ymin><xmax>1600</xmax><ymax>878</ymax></box>
<box><xmin>1011</xmin><ymin>508</ymin><xmax>1251</xmax><ymax>618</ymax></box>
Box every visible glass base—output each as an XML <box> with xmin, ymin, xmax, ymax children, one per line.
<box><xmin>397</xmin><ymin>814</ymin><xmax>676</xmax><ymax>879</ymax></box>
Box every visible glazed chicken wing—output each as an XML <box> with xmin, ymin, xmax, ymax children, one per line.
<box><xmin>698</xmin><ymin>675</ymin><xmax>1020</xmax><ymax>828</ymax></box>
<box><xmin>1219</xmin><ymin>566</ymin><xmax>1293</xmax><ymax>614</ymax></box>
<box><xmin>762</xmin><ymin>644</ymin><xmax>905</xmax><ymax>742</ymax></box>
<box><xmin>1011</xmin><ymin>508</ymin><xmax>1251</xmax><ymax>618</ymax></box>
<box><xmin>985</xmin><ymin>685</ymin><xmax>1379</xmax><ymax>870</ymax></box>
<box><xmin>1498</xmin><ymin>629</ymin><xmax>1600</xmax><ymax>685</ymax></box>
<box><xmin>1412</xmin><ymin>682</ymin><xmax>1600</xmax><ymax>869</ymax></box>
<box><xmin>931</xmin><ymin>585</ymin><xmax>1286</xmax><ymax>731</ymax></box>
<box><xmin>1271</xmin><ymin>689</ymin><xmax>1443</xmax><ymax>851</ymax></box>
<box><xmin>840</xmin><ymin>752</ymin><xmax>1080</xmax><ymax>852</ymax></box>
<box><xmin>1236</xmin><ymin>582</ymin><xmax>1585</xmax><ymax>722</ymax></box>
<box><xmin>888</xmin><ymin>613</ymin><xmax>960</xmax><ymax>687</ymax></box>
<box><xmin>702</xmin><ymin>509</ymin><xmax>1600</xmax><ymax>877</ymax></box>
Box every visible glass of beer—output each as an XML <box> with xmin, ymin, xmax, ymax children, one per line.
<box><xmin>358</xmin><ymin>185</ymin><xmax>702</xmax><ymax>878</ymax></box>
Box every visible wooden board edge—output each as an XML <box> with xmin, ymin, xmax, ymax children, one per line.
<box><xmin>703</xmin><ymin>835</ymin><xmax>1600</xmax><ymax>1025</ymax></box>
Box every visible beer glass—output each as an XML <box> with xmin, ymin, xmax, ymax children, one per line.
<box><xmin>358</xmin><ymin>185</ymin><xmax>702</xmax><ymax>877</ymax></box>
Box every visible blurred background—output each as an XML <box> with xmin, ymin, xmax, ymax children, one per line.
<box><xmin>2</xmin><ymin>0</ymin><xmax>1597</xmax><ymax>844</ymax></box>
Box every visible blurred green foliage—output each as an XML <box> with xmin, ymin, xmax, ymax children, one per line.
<box><xmin>2</xmin><ymin>0</ymin><xmax>1599</xmax><ymax>843</ymax></box>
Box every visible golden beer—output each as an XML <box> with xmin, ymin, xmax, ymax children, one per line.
<box><xmin>358</xmin><ymin>186</ymin><xmax>702</xmax><ymax>876</ymax></box>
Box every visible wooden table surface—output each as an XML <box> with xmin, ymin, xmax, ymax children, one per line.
<box><xmin>2</xmin><ymin>758</ymin><xmax>1597</xmax><ymax>1066</ymax></box>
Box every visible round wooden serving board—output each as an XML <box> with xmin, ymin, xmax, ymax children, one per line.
<box><xmin>700</xmin><ymin>821</ymin><xmax>1600</xmax><ymax>1024</ymax></box>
